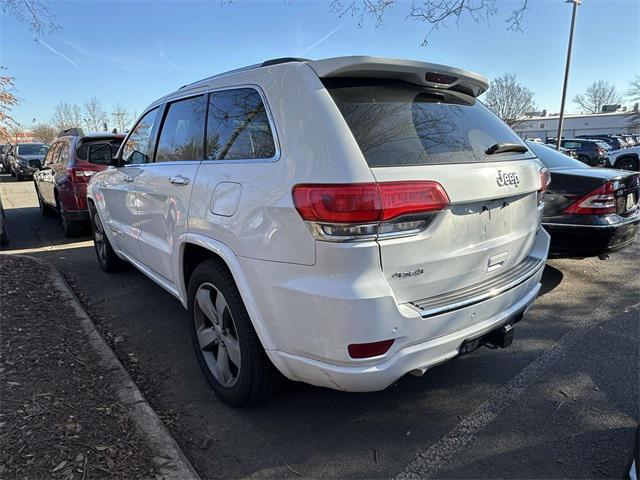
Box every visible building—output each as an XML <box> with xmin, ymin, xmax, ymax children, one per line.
<box><xmin>513</xmin><ymin>109</ymin><xmax>640</xmax><ymax>140</ymax></box>
<box><xmin>2</xmin><ymin>131</ymin><xmax>37</xmax><ymax>144</ymax></box>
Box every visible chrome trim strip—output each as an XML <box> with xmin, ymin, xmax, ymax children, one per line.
<box><xmin>543</xmin><ymin>215</ymin><xmax>640</xmax><ymax>229</ymax></box>
<box><xmin>410</xmin><ymin>256</ymin><xmax>545</xmax><ymax>318</ymax></box>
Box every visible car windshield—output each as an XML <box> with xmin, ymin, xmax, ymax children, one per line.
<box><xmin>17</xmin><ymin>144</ymin><xmax>48</xmax><ymax>156</ymax></box>
<box><xmin>324</xmin><ymin>78</ymin><xmax>532</xmax><ymax>167</ymax></box>
<box><xmin>527</xmin><ymin>141</ymin><xmax>589</xmax><ymax>170</ymax></box>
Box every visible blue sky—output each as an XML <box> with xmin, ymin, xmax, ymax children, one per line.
<box><xmin>2</xmin><ymin>0</ymin><xmax>639</xmax><ymax>127</ymax></box>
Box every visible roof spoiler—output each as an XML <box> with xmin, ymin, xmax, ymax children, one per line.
<box><xmin>307</xmin><ymin>56</ymin><xmax>489</xmax><ymax>97</ymax></box>
<box><xmin>57</xmin><ymin>127</ymin><xmax>85</xmax><ymax>138</ymax></box>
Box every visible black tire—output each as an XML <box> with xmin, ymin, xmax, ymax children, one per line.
<box><xmin>10</xmin><ymin>170</ymin><xmax>15</xmax><ymax>177</ymax></box>
<box><xmin>56</xmin><ymin>198</ymin><xmax>85</xmax><ymax>238</ymax></box>
<box><xmin>16</xmin><ymin>174</ymin><xmax>23</xmax><ymax>181</ymax></box>
<box><xmin>188</xmin><ymin>259</ymin><xmax>282</xmax><ymax>406</ymax></box>
<box><xmin>90</xmin><ymin>208</ymin><xmax>127</xmax><ymax>272</ymax></box>
<box><xmin>0</xmin><ymin>224</ymin><xmax>9</xmax><ymax>247</ymax></box>
<box><xmin>36</xmin><ymin>186</ymin><xmax>55</xmax><ymax>217</ymax></box>
<box><xmin>615</xmin><ymin>156</ymin><xmax>639</xmax><ymax>172</ymax></box>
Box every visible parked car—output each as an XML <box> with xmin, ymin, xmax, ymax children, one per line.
<box><xmin>620</xmin><ymin>134</ymin><xmax>637</xmax><ymax>147</ymax></box>
<box><xmin>556</xmin><ymin>138</ymin><xmax>608</xmax><ymax>166</ymax></box>
<box><xmin>34</xmin><ymin>129</ymin><xmax>125</xmax><ymax>237</ymax></box>
<box><xmin>528</xmin><ymin>141</ymin><xmax>639</xmax><ymax>258</ymax></box>
<box><xmin>0</xmin><ymin>144</ymin><xmax>8</xmax><ymax>173</ymax></box>
<box><xmin>607</xmin><ymin>145</ymin><xmax>640</xmax><ymax>171</ymax></box>
<box><xmin>6</xmin><ymin>143</ymin><xmax>48</xmax><ymax>180</ymax></box>
<box><xmin>0</xmin><ymin>143</ymin><xmax>11</xmax><ymax>173</ymax></box>
<box><xmin>576</xmin><ymin>134</ymin><xmax>626</xmax><ymax>151</ymax></box>
<box><xmin>88</xmin><ymin>56</ymin><xmax>551</xmax><ymax>406</ymax></box>
<box><xmin>545</xmin><ymin>143</ymin><xmax>578</xmax><ymax>159</ymax></box>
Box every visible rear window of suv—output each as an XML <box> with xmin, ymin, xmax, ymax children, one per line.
<box><xmin>323</xmin><ymin>79</ymin><xmax>530</xmax><ymax>167</ymax></box>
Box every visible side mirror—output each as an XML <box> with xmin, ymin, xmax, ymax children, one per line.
<box><xmin>88</xmin><ymin>143</ymin><xmax>114</xmax><ymax>165</ymax></box>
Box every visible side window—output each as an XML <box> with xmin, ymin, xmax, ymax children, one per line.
<box><xmin>206</xmin><ymin>88</ymin><xmax>276</xmax><ymax>161</ymax></box>
<box><xmin>58</xmin><ymin>142</ymin><xmax>70</xmax><ymax>166</ymax></box>
<box><xmin>44</xmin><ymin>143</ymin><xmax>60</xmax><ymax>165</ymax></box>
<box><xmin>121</xmin><ymin>108</ymin><xmax>159</xmax><ymax>165</ymax></box>
<box><xmin>155</xmin><ymin>95</ymin><xmax>206</xmax><ymax>162</ymax></box>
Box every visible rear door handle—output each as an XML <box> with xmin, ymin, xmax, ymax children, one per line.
<box><xmin>169</xmin><ymin>175</ymin><xmax>190</xmax><ymax>186</ymax></box>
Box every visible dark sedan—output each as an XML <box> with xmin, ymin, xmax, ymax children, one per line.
<box><xmin>528</xmin><ymin>141</ymin><xmax>640</xmax><ymax>258</ymax></box>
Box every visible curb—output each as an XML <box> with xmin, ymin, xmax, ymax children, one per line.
<box><xmin>20</xmin><ymin>255</ymin><xmax>201</xmax><ymax>480</ymax></box>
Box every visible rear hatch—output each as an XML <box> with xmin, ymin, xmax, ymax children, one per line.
<box><xmin>324</xmin><ymin>78</ymin><xmax>545</xmax><ymax>305</ymax></box>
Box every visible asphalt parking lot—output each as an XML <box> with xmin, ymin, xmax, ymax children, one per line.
<box><xmin>1</xmin><ymin>174</ymin><xmax>638</xmax><ymax>479</ymax></box>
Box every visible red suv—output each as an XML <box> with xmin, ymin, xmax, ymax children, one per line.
<box><xmin>34</xmin><ymin>129</ymin><xmax>125</xmax><ymax>237</ymax></box>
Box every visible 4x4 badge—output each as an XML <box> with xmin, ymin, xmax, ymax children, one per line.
<box><xmin>496</xmin><ymin>170</ymin><xmax>519</xmax><ymax>188</ymax></box>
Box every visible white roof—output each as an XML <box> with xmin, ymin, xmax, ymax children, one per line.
<box><xmin>172</xmin><ymin>56</ymin><xmax>489</xmax><ymax>100</ymax></box>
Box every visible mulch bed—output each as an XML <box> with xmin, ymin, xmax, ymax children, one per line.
<box><xmin>0</xmin><ymin>255</ymin><xmax>159</xmax><ymax>479</ymax></box>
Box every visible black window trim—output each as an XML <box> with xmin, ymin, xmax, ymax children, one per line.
<box><xmin>120</xmin><ymin>84</ymin><xmax>280</xmax><ymax>168</ymax></box>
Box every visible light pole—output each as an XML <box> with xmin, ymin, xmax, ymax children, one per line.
<box><xmin>556</xmin><ymin>0</ymin><xmax>582</xmax><ymax>150</ymax></box>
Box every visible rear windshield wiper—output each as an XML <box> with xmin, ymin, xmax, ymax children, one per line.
<box><xmin>485</xmin><ymin>142</ymin><xmax>529</xmax><ymax>155</ymax></box>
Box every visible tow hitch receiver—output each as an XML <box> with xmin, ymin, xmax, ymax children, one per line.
<box><xmin>489</xmin><ymin>324</ymin><xmax>514</xmax><ymax>348</ymax></box>
<box><xmin>459</xmin><ymin>322</ymin><xmax>517</xmax><ymax>356</ymax></box>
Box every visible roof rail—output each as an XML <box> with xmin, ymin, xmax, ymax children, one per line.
<box><xmin>260</xmin><ymin>57</ymin><xmax>309</xmax><ymax>67</ymax></box>
<box><xmin>57</xmin><ymin>127</ymin><xmax>85</xmax><ymax>138</ymax></box>
<box><xmin>178</xmin><ymin>57</ymin><xmax>310</xmax><ymax>90</ymax></box>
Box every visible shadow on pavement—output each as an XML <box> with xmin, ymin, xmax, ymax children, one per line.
<box><xmin>539</xmin><ymin>264</ymin><xmax>563</xmax><ymax>296</ymax></box>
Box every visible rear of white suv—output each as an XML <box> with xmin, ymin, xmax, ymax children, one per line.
<box><xmin>87</xmin><ymin>56</ymin><xmax>550</xmax><ymax>405</ymax></box>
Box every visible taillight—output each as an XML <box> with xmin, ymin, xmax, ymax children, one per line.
<box><xmin>68</xmin><ymin>167</ymin><xmax>97</xmax><ymax>183</ymax></box>
<box><xmin>348</xmin><ymin>339</ymin><xmax>394</xmax><ymax>359</ymax></box>
<box><xmin>538</xmin><ymin>167</ymin><xmax>551</xmax><ymax>204</ymax></box>
<box><xmin>539</xmin><ymin>167</ymin><xmax>551</xmax><ymax>194</ymax></box>
<box><xmin>292</xmin><ymin>181</ymin><xmax>450</xmax><ymax>241</ymax></box>
<box><xmin>563</xmin><ymin>181</ymin><xmax>617</xmax><ymax>215</ymax></box>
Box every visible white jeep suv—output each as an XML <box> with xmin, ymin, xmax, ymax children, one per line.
<box><xmin>88</xmin><ymin>56</ymin><xmax>551</xmax><ymax>405</ymax></box>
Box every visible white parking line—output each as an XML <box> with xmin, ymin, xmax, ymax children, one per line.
<box><xmin>0</xmin><ymin>240</ymin><xmax>94</xmax><ymax>255</ymax></box>
<box><xmin>395</xmin><ymin>301</ymin><xmax>615</xmax><ymax>480</ymax></box>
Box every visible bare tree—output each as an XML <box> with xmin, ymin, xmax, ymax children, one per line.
<box><xmin>1</xmin><ymin>0</ymin><xmax>60</xmax><ymax>36</ymax></box>
<box><xmin>330</xmin><ymin>0</ymin><xmax>529</xmax><ymax>45</ymax></box>
<box><xmin>627</xmin><ymin>76</ymin><xmax>640</xmax><ymax>103</ymax></box>
<box><xmin>31</xmin><ymin>122</ymin><xmax>57</xmax><ymax>144</ymax></box>
<box><xmin>83</xmin><ymin>97</ymin><xmax>108</xmax><ymax>132</ymax></box>
<box><xmin>573</xmin><ymin>80</ymin><xmax>624</xmax><ymax>114</ymax></box>
<box><xmin>483</xmin><ymin>73</ymin><xmax>535</xmax><ymax>126</ymax></box>
<box><xmin>0</xmin><ymin>67</ymin><xmax>19</xmax><ymax>143</ymax></box>
<box><xmin>52</xmin><ymin>102</ymin><xmax>82</xmax><ymax>130</ymax></box>
<box><xmin>111</xmin><ymin>103</ymin><xmax>134</xmax><ymax>133</ymax></box>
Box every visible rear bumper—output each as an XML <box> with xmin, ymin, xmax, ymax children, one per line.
<box><xmin>544</xmin><ymin>215</ymin><xmax>639</xmax><ymax>257</ymax></box>
<box><xmin>253</xmin><ymin>228</ymin><xmax>550</xmax><ymax>392</ymax></box>
<box><xmin>273</xmin><ymin>280</ymin><xmax>541</xmax><ymax>391</ymax></box>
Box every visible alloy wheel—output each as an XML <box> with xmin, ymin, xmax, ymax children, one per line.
<box><xmin>618</xmin><ymin>158</ymin><xmax>637</xmax><ymax>171</ymax></box>
<box><xmin>193</xmin><ymin>283</ymin><xmax>241</xmax><ymax>388</ymax></box>
<box><xmin>92</xmin><ymin>214</ymin><xmax>107</xmax><ymax>264</ymax></box>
